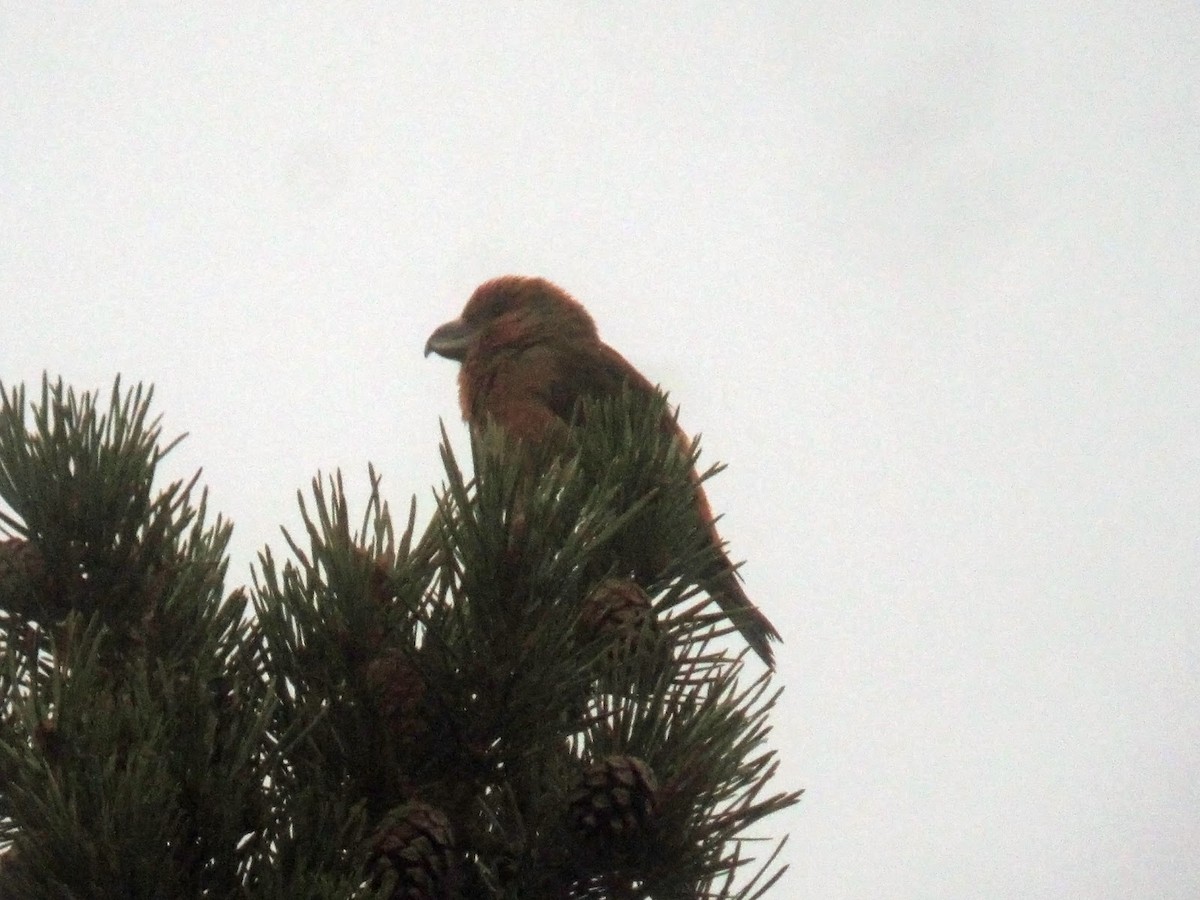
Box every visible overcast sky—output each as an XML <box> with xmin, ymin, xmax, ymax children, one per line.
<box><xmin>3</xmin><ymin>4</ymin><xmax>1198</xmax><ymax>897</ymax></box>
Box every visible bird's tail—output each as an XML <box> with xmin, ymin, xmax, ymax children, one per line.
<box><xmin>711</xmin><ymin>566</ymin><xmax>780</xmax><ymax>669</ymax></box>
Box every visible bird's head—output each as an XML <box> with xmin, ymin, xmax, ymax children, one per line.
<box><xmin>425</xmin><ymin>276</ymin><xmax>598</xmax><ymax>362</ymax></box>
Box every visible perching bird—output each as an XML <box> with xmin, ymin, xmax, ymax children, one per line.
<box><xmin>424</xmin><ymin>276</ymin><xmax>780</xmax><ymax>668</ymax></box>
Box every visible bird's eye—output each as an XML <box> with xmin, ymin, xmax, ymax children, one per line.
<box><xmin>464</xmin><ymin>283</ymin><xmax>520</xmax><ymax>324</ymax></box>
<box><xmin>481</xmin><ymin>295</ymin><xmax>512</xmax><ymax>321</ymax></box>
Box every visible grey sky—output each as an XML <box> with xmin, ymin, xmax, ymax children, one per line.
<box><xmin>4</xmin><ymin>4</ymin><xmax>1198</xmax><ymax>897</ymax></box>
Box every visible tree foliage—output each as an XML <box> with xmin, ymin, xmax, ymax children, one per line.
<box><xmin>0</xmin><ymin>377</ymin><xmax>798</xmax><ymax>898</ymax></box>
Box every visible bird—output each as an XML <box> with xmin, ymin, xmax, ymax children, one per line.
<box><xmin>424</xmin><ymin>275</ymin><xmax>780</xmax><ymax>668</ymax></box>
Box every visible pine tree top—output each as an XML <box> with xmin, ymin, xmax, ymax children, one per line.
<box><xmin>0</xmin><ymin>376</ymin><xmax>799</xmax><ymax>898</ymax></box>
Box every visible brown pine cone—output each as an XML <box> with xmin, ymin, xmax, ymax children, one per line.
<box><xmin>579</xmin><ymin>578</ymin><xmax>663</xmax><ymax>662</ymax></box>
<box><xmin>362</xmin><ymin>651</ymin><xmax>428</xmax><ymax>743</ymax></box>
<box><xmin>569</xmin><ymin>754</ymin><xmax>660</xmax><ymax>839</ymax></box>
<box><xmin>367</xmin><ymin>801</ymin><xmax>457</xmax><ymax>899</ymax></box>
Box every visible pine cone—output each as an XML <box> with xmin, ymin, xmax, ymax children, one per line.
<box><xmin>368</xmin><ymin>802</ymin><xmax>457</xmax><ymax>899</ymax></box>
<box><xmin>0</xmin><ymin>538</ymin><xmax>44</xmax><ymax>617</ymax></box>
<box><xmin>579</xmin><ymin>578</ymin><xmax>663</xmax><ymax>661</ymax></box>
<box><xmin>362</xmin><ymin>651</ymin><xmax>428</xmax><ymax>743</ymax></box>
<box><xmin>570</xmin><ymin>755</ymin><xmax>659</xmax><ymax>840</ymax></box>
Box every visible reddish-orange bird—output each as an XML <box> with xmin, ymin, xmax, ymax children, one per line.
<box><xmin>425</xmin><ymin>276</ymin><xmax>780</xmax><ymax>668</ymax></box>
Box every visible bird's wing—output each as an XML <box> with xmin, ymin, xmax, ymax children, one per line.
<box><xmin>541</xmin><ymin>341</ymin><xmax>660</xmax><ymax>425</ymax></box>
<box><xmin>470</xmin><ymin>338</ymin><xmax>670</xmax><ymax>450</ymax></box>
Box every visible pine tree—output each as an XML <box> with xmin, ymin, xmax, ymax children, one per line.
<box><xmin>0</xmin><ymin>376</ymin><xmax>799</xmax><ymax>898</ymax></box>
<box><xmin>0</xmin><ymin>378</ymin><xmax>274</xmax><ymax>897</ymax></box>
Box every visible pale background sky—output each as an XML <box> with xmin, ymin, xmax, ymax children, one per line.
<box><xmin>3</xmin><ymin>4</ymin><xmax>1198</xmax><ymax>897</ymax></box>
